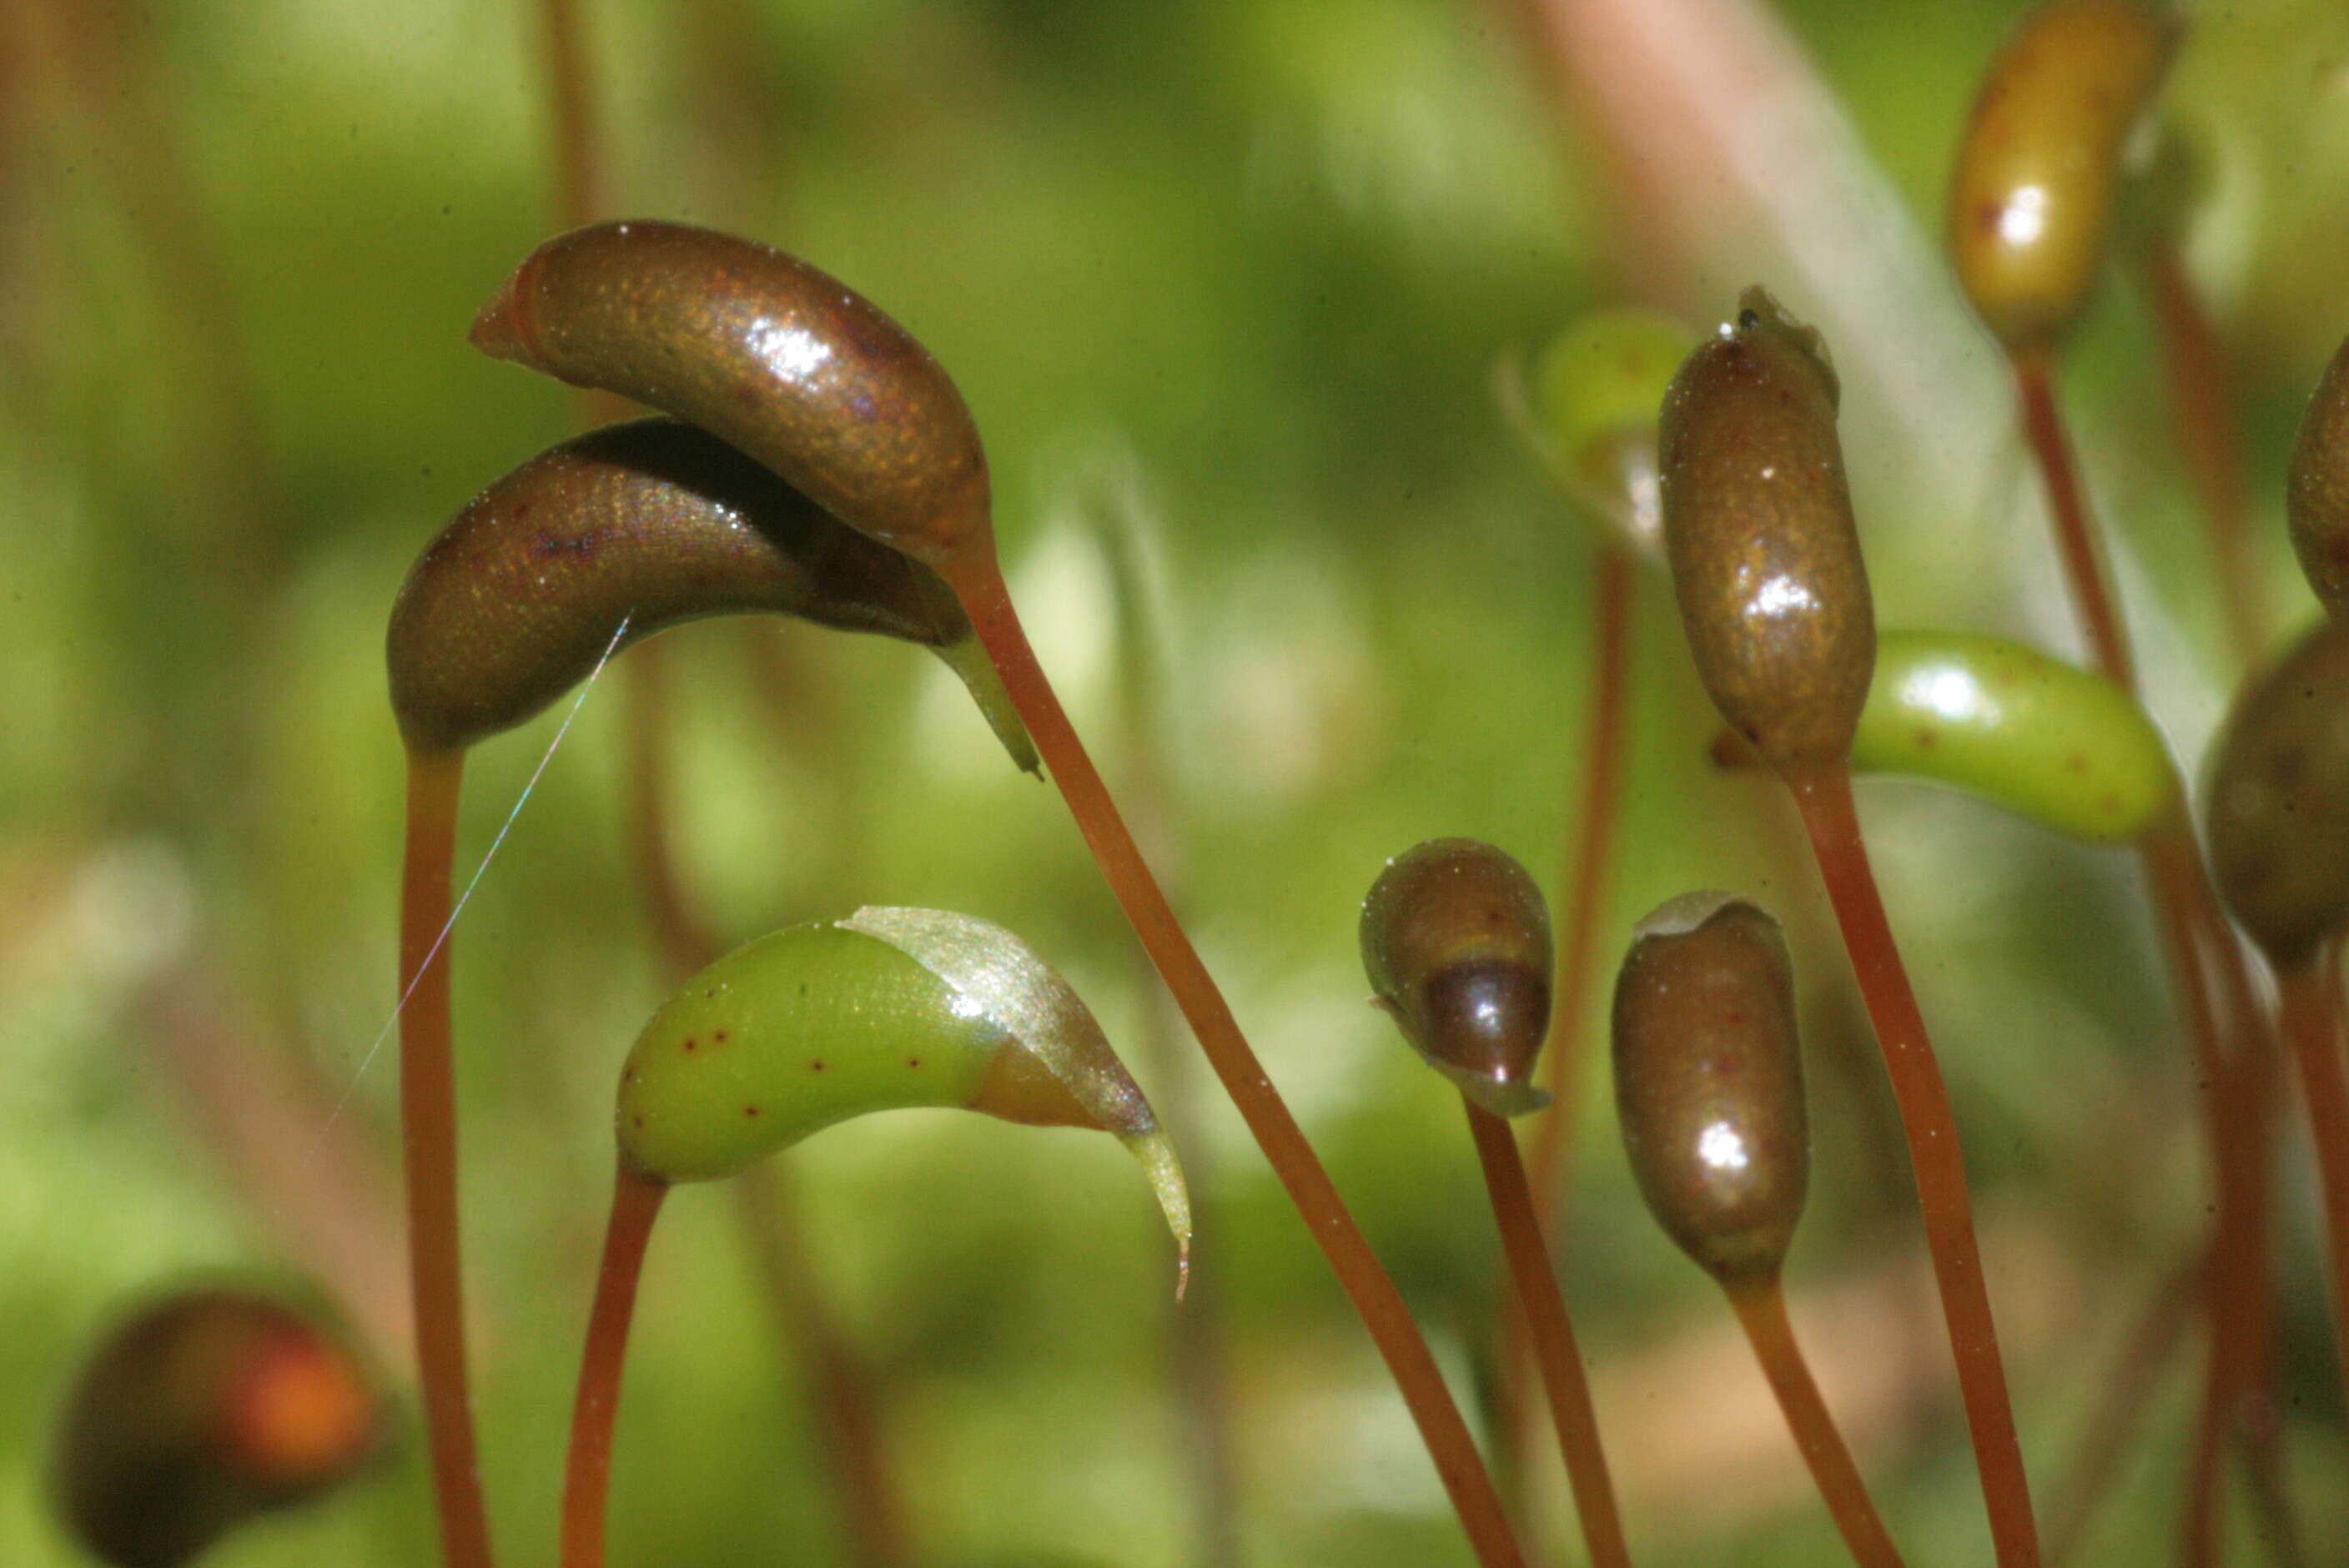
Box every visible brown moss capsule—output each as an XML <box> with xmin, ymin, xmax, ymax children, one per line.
<box><xmin>52</xmin><ymin>1291</ymin><xmax>379</xmax><ymax>1568</ymax></box>
<box><xmin>1658</xmin><ymin>288</ymin><xmax>1874</xmax><ymax>771</ymax></box>
<box><xmin>1361</xmin><ymin>838</ymin><xmax>1553</xmax><ymax>1118</ymax></box>
<box><xmin>2288</xmin><ymin>334</ymin><xmax>2349</xmax><ymax>621</ymax></box>
<box><xmin>471</xmin><ymin>220</ymin><xmax>992</xmax><ymax>568</ymax></box>
<box><xmin>385</xmin><ymin>417</ymin><xmax>1033</xmax><ymax>768</ymax></box>
<box><xmin>2204</xmin><ymin>617</ymin><xmax>2349</xmax><ymax>967</ymax></box>
<box><xmin>1948</xmin><ymin>0</ymin><xmax>2182</xmax><ymax>355</ymax></box>
<box><xmin>1612</xmin><ymin>892</ymin><xmax>1808</xmax><ymax>1289</ymax></box>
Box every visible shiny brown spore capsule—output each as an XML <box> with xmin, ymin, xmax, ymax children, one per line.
<box><xmin>1361</xmin><ymin>838</ymin><xmax>1553</xmax><ymax>1118</ymax></box>
<box><xmin>385</xmin><ymin>417</ymin><xmax>1033</xmax><ymax>768</ymax></box>
<box><xmin>471</xmin><ymin>220</ymin><xmax>992</xmax><ymax>568</ymax></box>
<box><xmin>2205</xmin><ymin>616</ymin><xmax>2349</xmax><ymax>967</ymax></box>
<box><xmin>1947</xmin><ymin>0</ymin><xmax>2181</xmax><ymax>356</ymax></box>
<box><xmin>1612</xmin><ymin>892</ymin><xmax>1808</xmax><ymax>1289</ymax></box>
<box><xmin>1659</xmin><ymin>288</ymin><xmax>1874</xmax><ymax>772</ymax></box>
<box><xmin>2288</xmin><ymin>334</ymin><xmax>2349</xmax><ymax>621</ymax></box>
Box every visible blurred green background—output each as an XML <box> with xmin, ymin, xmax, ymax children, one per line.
<box><xmin>4</xmin><ymin>0</ymin><xmax>2348</xmax><ymax>1562</ymax></box>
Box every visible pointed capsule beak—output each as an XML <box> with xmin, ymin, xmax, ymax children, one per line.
<box><xmin>468</xmin><ymin>284</ymin><xmax>525</xmax><ymax>361</ymax></box>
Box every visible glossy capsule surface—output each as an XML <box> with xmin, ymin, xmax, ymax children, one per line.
<box><xmin>2205</xmin><ymin>617</ymin><xmax>2349</xmax><ymax>966</ymax></box>
<box><xmin>385</xmin><ymin>418</ymin><xmax>1033</xmax><ymax>768</ymax></box>
<box><xmin>1659</xmin><ymin>288</ymin><xmax>1874</xmax><ymax>771</ymax></box>
<box><xmin>471</xmin><ymin>220</ymin><xmax>991</xmax><ymax>567</ymax></box>
<box><xmin>1854</xmin><ymin>628</ymin><xmax>2172</xmax><ymax>842</ymax></box>
<box><xmin>1527</xmin><ymin>308</ymin><xmax>1695</xmax><ymax>559</ymax></box>
<box><xmin>1360</xmin><ymin>838</ymin><xmax>1553</xmax><ymax>1118</ymax></box>
<box><xmin>1948</xmin><ymin>0</ymin><xmax>2181</xmax><ymax>354</ymax></box>
<box><xmin>2289</xmin><ymin>334</ymin><xmax>2349</xmax><ymax>621</ymax></box>
<box><xmin>53</xmin><ymin>1292</ymin><xmax>378</xmax><ymax>1568</ymax></box>
<box><xmin>616</xmin><ymin>908</ymin><xmax>1191</xmax><ymax>1256</ymax></box>
<box><xmin>1612</xmin><ymin>892</ymin><xmax>1808</xmax><ymax>1289</ymax></box>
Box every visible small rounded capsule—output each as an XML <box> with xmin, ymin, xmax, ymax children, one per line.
<box><xmin>1612</xmin><ymin>893</ymin><xmax>1808</xmax><ymax>1289</ymax></box>
<box><xmin>2288</xmin><ymin>334</ymin><xmax>2349</xmax><ymax>621</ymax></box>
<box><xmin>471</xmin><ymin>220</ymin><xmax>993</xmax><ymax>568</ymax></box>
<box><xmin>1360</xmin><ymin>838</ymin><xmax>1553</xmax><ymax>1118</ymax></box>
<box><xmin>1948</xmin><ymin>0</ymin><xmax>2182</xmax><ymax>355</ymax></box>
<box><xmin>52</xmin><ymin>1291</ymin><xmax>379</xmax><ymax>1568</ymax></box>
<box><xmin>385</xmin><ymin>418</ymin><xmax>1034</xmax><ymax>769</ymax></box>
<box><xmin>1659</xmin><ymin>288</ymin><xmax>1874</xmax><ymax>771</ymax></box>
<box><xmin>1507</xmin><ymin>308</ymin><xmax>1698</xmax><ymax>559</ymax></box>
<box><xmin>2205</xmin><ymin>618</ymin><xmax>2349</xmax><ymax>967</ymax></box>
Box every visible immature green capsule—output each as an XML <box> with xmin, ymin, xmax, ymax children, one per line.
<box><xmin>2288</xmin><ymin>334</ymin><xmax>2349</xmax><ymax>621</ymax></box>
<box><xmin>1612</xmin><ymin>893</ymin><xmax>1808</xmax><ymax>1290</ymax></box>
<box><xmin>52</xmin><ymin>1292</ymin><xmax>379</xmax><ymax>1568</ymax></box>
<box><xmin>471</xmin><ymin>221</ymin><xmax>990</xmax><ymax>568</ymax></box>
<box><xmin>1659</xmin><ymin>288</ymin><xmax>1874</xmax><ymax>771</ymax></box>
<box><xmin>1360</xmin><ymin>838</ymin><xmax>1553</xmax><ymax>1118</ymax></box>
<box><xmin>1948</xmin><ymin>0</ymin><xmax>2182</xmax><ymax>355</ymax></box>
<box><xmin>1511</xmin><ymin>308</ymin><xmax>1697</xmax><ymax>559</ymax></box>
<box><xmin>2205</xmin><ymin>618</ymin><xmax>2349</xmax><ymax>967</ymax></box>
<box><xmin>616</xmin><ymin>907</ymin><xmax>1191</xmax><ymax>1262</ymax></box>
<box><xmin>1853</xmin><ymin>628</ymin><xmax>2173</xmax><ymax>842</ymax></box>
<box><xmin>385</xmin><ymin>418</ymin><xmax>1034</xmax><ymax>768</ymax></box>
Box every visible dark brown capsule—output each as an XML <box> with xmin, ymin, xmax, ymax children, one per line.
<box><xmin>2288</xmin><ymin>334</ymin><xmax>2349</xmax><ymax>622</ymax></box>
<box><xmin>470</xmin><ymin>219</ymin><xmax>992</xmax><ymax>569</ymax></box>
<box><xmin>385</xmin><ymin>417</ymin><xmax>1034</xmax><ymax>768</ymax></box>
<box><xmin>1947</xmin><ymin>0</ymin><xmax>2181</xmax><ymax>355</ymax></box>
<box><xmin>1360</xmin><ymin>838</ymin><xmax>1553</xmax><ymax>1118</ymax></box>
<box><xmin>1612</xmin><ymin>892</ymin><xmax>1808</xmax><ymax>1289</ymax></box>
<box><xmin>1659</xmin><ymin>288</ymin><xmax>1874</xmax><ymax>771</ymax></box>
<box><xmin>52</xmin><ymin>1291</ymin><xmax>379</xmax><ymax>1568</ymax></box>
<box><xmin>2205</xmin><ymin>616</ymin><xmax>2349</xmax><ymax>967</ymax></box>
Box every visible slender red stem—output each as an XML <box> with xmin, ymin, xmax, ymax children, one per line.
<box><xmin>1463</xmin><ymin>1103</ymin><xmax>1629</xmax><ymax>1568</ymax></box>
<box><xmin>1726</xmin><ymin>1279</ymin><xmax>1906</xmax><ymax>1568</ymax></box>
<box><xmin>1780</xmin><ymin>759</ymin><xmax>2040</xmax><ymax>1567</ymax></box>
<box><xmin>2273</xmin><ymin>947</ymin><xmax>2349</xmax><ymax>1411</ymax></box>
<box><xmin>2045</xmin><ymin>1251</ymin><xmax>2197</xmax><ymax>1568</ymax></box>
<box><xmin>399</xmin><ymin>747</ymin><xmax>495</xmax><ymax>1568</ymax></box>
<box><xmin>561</xmin><ymin>1164</ymin><xmax>668</xmax><ymax>1568</ymax></box>
<box><xmin>2140</xmin><ymin>241</ymin><xmax>2266</xmax><ymax>667</ymax></box>
<box><xmin>2012</xmin><ymin>354</ymin><xmax>2133</xmax><ymax>692</ymax></box>
<box><xmin>535</xmin><ymin>0</ymin><xmax>606</xmax><ymax>230</ymax></box>
<box><xmin>943</xmin><ymin>546</ymin><xmax>1527</xmax><ymax>1568</ymax></box>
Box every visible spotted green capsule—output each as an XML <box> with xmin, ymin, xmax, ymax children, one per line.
<box><xmin>2205</xmin><ymin>618</ymin><xmax>2349</xmax><ymax>967</ymax></box>
<box><xmin>1659</xmin><ymin>287</ymin><xmax>1874</xmax><ymax>772</ymax></box>
<box><xmin>386</xmin><ymin>418</ymin><xmax>1033</xmax><ymax>768</ymax></box>
<box><xmin>1612</xmin><ymin>893</ymin><xmax>1808</xmax><ymax>1291</ymax></box>
<box><xmin>1947</xmin><ymin>0</ymin><xmax>2181</xmax><ymax>356</ymax></box>
<box><xmin>2289</xmin><ymin>334</ymin><xmax>2349</xmax><ymax>622</ymax></box>
<box><xmin>1360</xmin><ymin>839</ymin><xmax>1553</xmax><ymax>1118</ymax></box>
<box><xmin>616</xmin><ymin>907</ymin><xmax>1191</xmax><ymax>1269</ymax></box>
<box><xmin>1852</xmin><ymin>629</ymin><xmax>2173</xmax><ymax>842</ymax></box>
<box><xmin>470</xmin><ymin>220</ymin><xmax>991</xmax><ymax>570</ymax></box>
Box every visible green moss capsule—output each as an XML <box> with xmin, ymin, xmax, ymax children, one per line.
<box><xmin>2288</xmin><ymin>334</ymin><xmax>2349</xmax><ymax>621</ymax></box>
<box><xmin>1506</xmin><ymin>309</ymin><xmax>1697</xmax><ymax>559</ymax></box>
<box><xmin>1948</xmin><ymin>0</ymin><xmax>2182</xmax><ymax>355</ymax></box>
<box><xmin>2205</xmin><ymin>618</ymin><xmax>2349</xmax><ymax>967</ymax></box>
<box><xmin>1612</xmin><ymin>893</ymin><xmax>1808</xmax><ymax>1290</ymax></box>
<box><xmin>1360</xmin><ymin>838</ymin><xmax>1553</xmax><ymax>1118</ymax></box>
<box><xmin>471</xmin><ymin>220</ymin><xmax>990</xmax><ymax>569</ymax></box>
<box><xmin>616</xmin><ymin>907</ymin><xmax>1191</xmax><ymax>1262</ymax></box>
<box><xmin>1659</xmin><ymin>288</ymin><xmax>1874</xmax><ymax>771</ymax></box>
<box><xmin>52</xmin><ymin>1292</ymin><xmax>379</xmax><ymax>1568</ymax></box>
<box><xmin>1852</xmin><ymin>628</ymin><xmax>2173</xmax><ymax>842</ymax></box>
<box><xmin>385</xmin><ymin>417</ymin><xmax>1034</xmax><ymax>769</ymax></box>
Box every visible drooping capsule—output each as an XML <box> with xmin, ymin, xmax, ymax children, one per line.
<box><xmin>2288</xmin><ymin>334</ymin><xmax>2349</xmax><ymax>621</ymax></box>
<box><xmin>1612</xmin><ymin>893</ymin><xmax>1808</xmax><ymax>1290</ymax></box>
<box><xmin>1852</xmin><ymin>628</ymin><xmax>2174</xmax><ymax>842</ymax></box>
<box><xmin>616</xmin><ymin>907</ymin><xmax>1191</xmax><ymax>1266</ymax></box>
<box><xmin>1506</xmin><ymin>308</ymin><xmax>1697</xmax><ymax>560</ymax></box>
<box><xmin>2205</xmin><ymin>618</ymin><xmax>2349</xmax><ymax>967</ymax></box>
<box><xmin>1659</xmin><ymin>288</ymin><xmax>1874</xmax><ymax>772</ymax></box>
<box><xmin>1360</xmin><ymin>838</ymin><xmax>1553</xmax><ymax>1118</ymax></box>
<box><xmin>470</xmin><ymin>220</ymin><xmax>991</xmax><ymax>568</ymax></box>
<box><xmin>386</xmin><ymin>417</ymin><xmax>1034</xmax><ymax>768</ymax></box>
<box><xmin>52</xmin><ymin>1291</ymin><xmax>379</xmax><ymax>1568</ymax></box>
<box><xmin>1947</xmin><ymin>0</ymin><xmax>2182</xmax><ymax>355</ymax></box>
